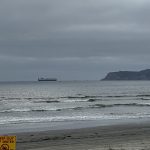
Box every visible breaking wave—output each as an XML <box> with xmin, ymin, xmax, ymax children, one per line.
<box><xmin>1</xmin><ymin>102</ymin><xmax>150</xmax><ymax>113</ymax></box>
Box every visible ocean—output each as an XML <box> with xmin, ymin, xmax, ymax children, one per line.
<box><xmin>1</xmin><ymin>81</ymin><xmax>150</xmax><ymax>133</ymax></box>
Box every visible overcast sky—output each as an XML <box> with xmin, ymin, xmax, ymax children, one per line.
<box><xmin>0</xmin><ymin>0</ymin><xmax>150</xmax><ymax>81</ymax></box>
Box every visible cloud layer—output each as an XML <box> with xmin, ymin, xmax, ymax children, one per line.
<box><xmin>0</xmin><ymin>0</ymin><xmax>150</xmax><ymax>80</ymax></box>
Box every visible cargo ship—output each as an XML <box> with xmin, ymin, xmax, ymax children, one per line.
<box><xmin>38</xmin><ymin>77</ymin><xmax>57</xmax><ymax>81</ymax></box>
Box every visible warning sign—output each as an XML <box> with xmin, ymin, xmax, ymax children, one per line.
<box><xmin>0</xmin><ymin>136</ymin><xmax>16</xmax><ymax>150</ymax></box>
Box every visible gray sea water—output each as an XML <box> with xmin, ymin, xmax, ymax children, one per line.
<box><xmin>1</xmin><ymin>81</ymin><xmax>150</xmax><ymax>133</ymax></box>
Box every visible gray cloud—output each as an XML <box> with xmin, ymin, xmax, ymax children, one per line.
<box><xmin>0</xmin><ymin>0</ymin><xmax>150</xmax><ymax>80</ymax></box>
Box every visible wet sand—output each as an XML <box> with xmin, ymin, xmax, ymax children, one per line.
<box><xmin>8</xmin><ymin>121</ymin><xmax>150</xmax><ymax>150</ymax></box>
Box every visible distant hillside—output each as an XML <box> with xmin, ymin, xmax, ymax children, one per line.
<box><xmin>102</xmin><ymin>69</ymin><xmax>150</xmax><ymax>80</ymax></box>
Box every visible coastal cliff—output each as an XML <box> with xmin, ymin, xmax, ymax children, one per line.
<box><xmin>102</xmin><ymin>69</ymin><xmax>150</xmax><ymax>80</ymax></box>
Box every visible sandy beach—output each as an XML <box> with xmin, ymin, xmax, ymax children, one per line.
<box><xmin>5</xmin><ymin>121</ymin><xmax>150</xmax><ymax>150</ymax></box>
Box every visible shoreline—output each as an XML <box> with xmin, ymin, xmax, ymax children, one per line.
<box><xmin>1</xmin><ymin>117</ymin><xmax>150</xmax><ymax>134</ymax></box>
<box><xmin>4</xmin><ymin>119</ymin><xmax>150</xmax><ymax>150</ymax></box>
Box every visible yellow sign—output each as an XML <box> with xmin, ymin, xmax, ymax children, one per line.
<box><xmin>0</xmin><ymin>136</ymin><xmax>16</xmax><ymax>150</ymax></box>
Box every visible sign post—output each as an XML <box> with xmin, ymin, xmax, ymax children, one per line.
<box><xmin>0</xmin><ymin>136</ymin><xmax>16</xmax><ymax>150</ymax></box>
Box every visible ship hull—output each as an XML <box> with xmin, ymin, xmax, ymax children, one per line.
<box><xmin>38</xmin><ymin>78</ymin><xmax>57</xmax><ymax>81</ymax></box>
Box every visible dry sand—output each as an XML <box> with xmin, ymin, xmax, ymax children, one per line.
<box><xmin>7</xmin><ymin>122</ymin><xmax>150</xmax><ymax>150</ymax></box>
